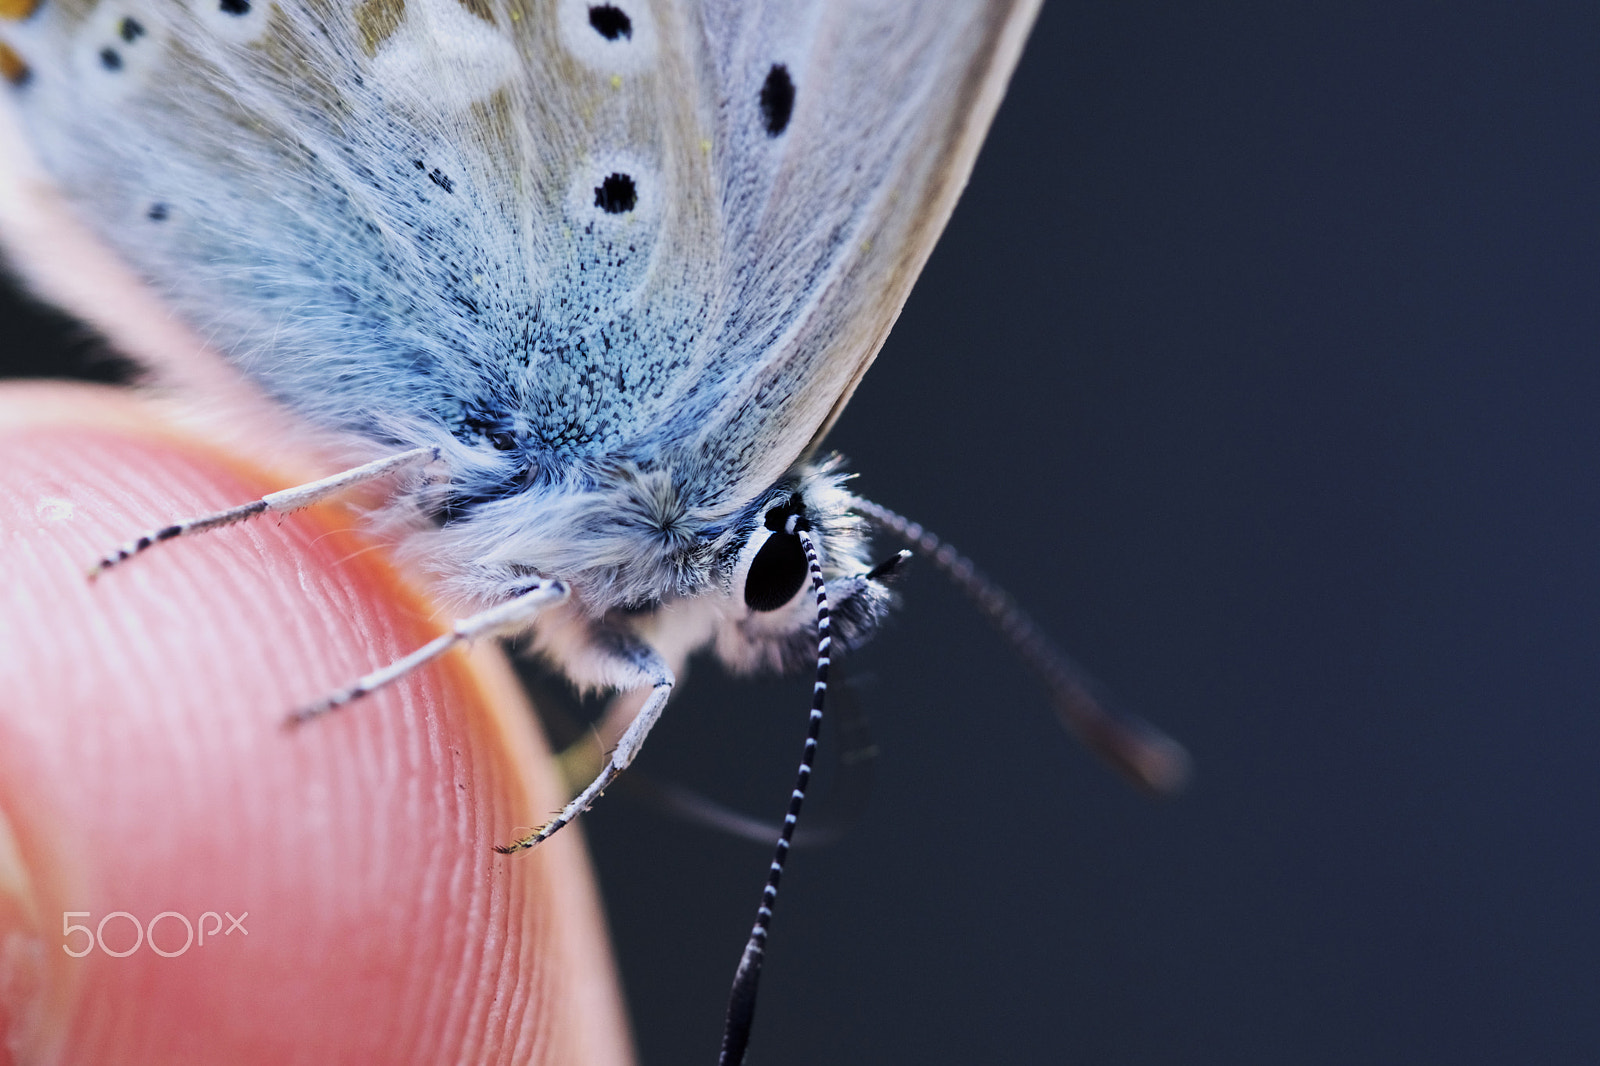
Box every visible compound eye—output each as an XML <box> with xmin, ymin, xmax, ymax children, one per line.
<box><xmin>743</xmin><ymin>529</ymin><xmax>808</xmax><ymax>612</ymax></box>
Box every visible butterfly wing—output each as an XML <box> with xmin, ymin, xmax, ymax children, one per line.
<box><xmin>671</xmin><ymin>0</ymin><xmax>1040</xmax><ymax>506</ymax></box>
<box><xmin>0</xmin><ymin>0</ymin><xmax>1037</xmax><ymax>508</ymax></box>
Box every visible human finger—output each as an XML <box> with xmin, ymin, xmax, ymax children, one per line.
<box><xmin>0</xmin><ymin>381</ymin><xmax>632</xmax><ymax>1065</ymax></box>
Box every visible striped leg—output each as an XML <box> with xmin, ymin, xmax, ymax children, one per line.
<box><xmin>88</xmin><ymin>446</ymin><xmax>439</xmax><ymax>578</ymax></box>
<box><xmin>495</xmin><ymin>632</ymin><xmax>675</xmax><ymax>854</ymax></box>
<box><xmin>286</xmin><ymin>578</ymin><xmax>569</xmax><ymax>725</ymax></box>
<box><xmin>719</xmin><ymin>521</ymin><xmax>831</xmax><ymax>1066</ymax></box>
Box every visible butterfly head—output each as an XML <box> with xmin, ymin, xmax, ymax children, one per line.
<box><xmin>708</xmin><ymin>465</ymin><xmax>900</xmax><ymax>675</ymax></box>
<box><xmin>421</xmin><ymin>449</ymin><xmax>898</xmax><ymax>676</ymax></box>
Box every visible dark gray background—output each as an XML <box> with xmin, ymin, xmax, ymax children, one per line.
<box><xmin>3</xmin><ymin>3</ymin><xmax>1597</xmax><ymax>1064</ymax></box>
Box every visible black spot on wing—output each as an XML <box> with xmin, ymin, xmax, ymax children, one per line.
<box><xmin>89</xmin><ymin>11</ymin><xmax>154</xmax><ymax>78</ymax></box>
<box><xmin>588</xmin><ymin>4</ymin><xmax>631</xmax><ymax>41</ymax></box>
<box><xmin>760</xmin><ymin>64</ymin><xmax>795</xmax><ymax>136</ymax></box>
<box><xmin>594</xmin><ymin>172</ymin><xmax>636</xmax><ymax>214</ymax></box>
<box><xmin>218</xmin><ymin>0</ymin><xmax>250</xmax><ymax>15</ymax></box>
<box><xmin>147</xmin><ymin>202</ymin><xmax>169</xmax><ymax>221</ymax></box>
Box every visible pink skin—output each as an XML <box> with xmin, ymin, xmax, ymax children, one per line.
<box><xmin>0</xmin><ymin>383</ymin><xmax>633</xmax><ymax>1065</ymax></box>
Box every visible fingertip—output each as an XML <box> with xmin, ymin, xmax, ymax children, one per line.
<box><xmin>0</xmin><ymin>383</ymin><xmax>632</xmax><ymax>1065</ymax></box>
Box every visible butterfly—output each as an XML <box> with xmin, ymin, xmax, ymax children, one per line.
<box><xmin>0</xmin><ymin>0</ymin><xmax>1186</xmax><ymax>1059</ymax></box>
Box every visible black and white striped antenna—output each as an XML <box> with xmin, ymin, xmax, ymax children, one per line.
<box><xmin>854</xmin><ymin>498</ymin><xmax>1191</xmax><ymax>795</ymax></box>
<box><xmin>718</xmin><ymin>516</ymin><xmax>830</xmax><ymax>1066</ymax></box>
<box><xmin>716</xmin><ymin>500</ymin><xmax>1189</xmax><ymax>1063</ymax></box>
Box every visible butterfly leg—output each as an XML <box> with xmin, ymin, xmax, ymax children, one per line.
<box><xmin>496</xmin><ymin>632</ymin><xmax>674</xmax><ymax>854</ymax></box>
<box><xmin>88</xmin><ymin>445</ymin><xmax>440</xmax><ymax>578</ymax></box>
<box><xmin>286</xmin><ymin>578</ymin><xmax>569</xmax><ymax>725</ymax></box>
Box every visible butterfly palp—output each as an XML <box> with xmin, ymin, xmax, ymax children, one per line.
<box><xmin>863</xmin><ymin>548</ymin><xmax>912</xmax><ymax>582</ymax></box>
